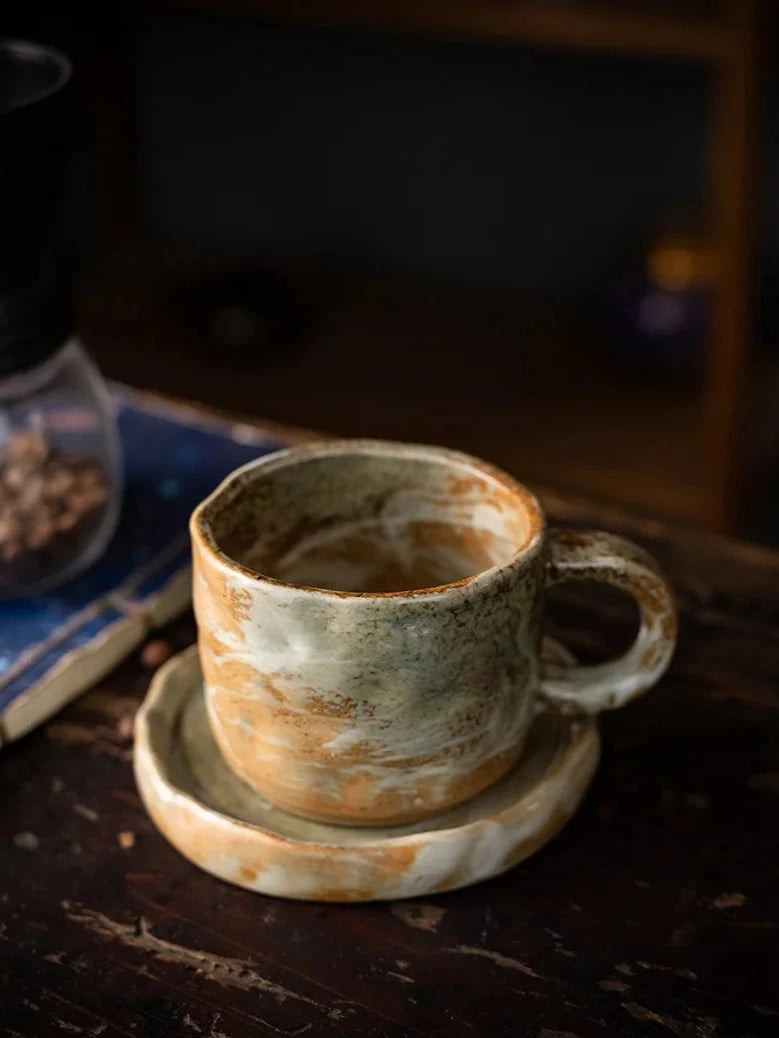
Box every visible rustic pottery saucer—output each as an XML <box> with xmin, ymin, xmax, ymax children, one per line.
<box><xmin>134</xmin><ymin>642</ymin><xmax>599</xmax><ymax>902</ymax></box>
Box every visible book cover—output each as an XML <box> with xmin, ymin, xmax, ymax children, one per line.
<box><xmin>0</xmin><ymin>387</ymin><xmax>291</xmax><ymax>745</ymax></box>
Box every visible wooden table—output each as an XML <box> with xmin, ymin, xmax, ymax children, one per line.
<box><xmin>1</xmin><ymin>484</ymin><xmax>777</xmax><ymax>1037</ymax></box>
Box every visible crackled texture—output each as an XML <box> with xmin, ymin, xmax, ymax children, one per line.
<box><xmin>192</xmin><ymin>441</ymin><xmax>545</xmax><ymax>824</ymax></box>
<box><xmin>191</xmin><ymin>440</ymin><xmax>676</xmax><ymax>825</ymax></box>
<box><xmin>133</xmin><ymin>646</ymin><xmax>600</xmax><ymax>901</ymax></box>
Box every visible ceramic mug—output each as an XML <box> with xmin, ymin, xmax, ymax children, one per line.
<box><xmin>191</xmin><ymin>440</ymin><xmax>676</xmax><ymax>826</ymax></box>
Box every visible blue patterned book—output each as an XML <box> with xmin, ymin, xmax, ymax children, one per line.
<box><xmin>0</xmin><ymin>387</ymin><xmax>292</xmax><ymax>745</ymax></box>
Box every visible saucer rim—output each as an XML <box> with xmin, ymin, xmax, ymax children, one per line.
<box><xmin>134</xmin><ymin>642</ymin><xmax>600</xmax><ymax>900</ymax></box>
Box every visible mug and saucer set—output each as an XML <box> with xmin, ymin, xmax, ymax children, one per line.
<box><xmin>134</xmin><ymin>440</ymin><xmax>676</xmax><ymax>901</ymax></box>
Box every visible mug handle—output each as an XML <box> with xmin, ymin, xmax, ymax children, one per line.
<box><xmin>540</xmin><ymin>529</ymin><xmax>677</xmax><ymax>713</ymax></box>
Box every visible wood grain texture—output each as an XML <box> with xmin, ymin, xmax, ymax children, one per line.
<box><xmin>1</xmin><ymin>487</ymin><xmax>777</xmax><ymax>1036</ymax></box>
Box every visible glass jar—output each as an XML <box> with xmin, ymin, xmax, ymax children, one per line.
<box><xmin>0</xmin><ymin>40</ymin><xmax>119</xmax><ymax>596</ymax></box>
<box><xmin>0</xmin><ymin>282</ymin><xmax>121</xmax><ymax>597</ymax></box>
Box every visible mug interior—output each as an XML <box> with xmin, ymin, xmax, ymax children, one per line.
<box><xmin>200</xmin><ymin>444</ymin><xmax>539</xmax><ymax>594</ymax></box>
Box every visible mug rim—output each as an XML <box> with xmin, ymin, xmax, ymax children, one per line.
<box><xmin>191</xmin><ymin>439</ymin><xmax>545</xmax><ymax>600</ymax></box>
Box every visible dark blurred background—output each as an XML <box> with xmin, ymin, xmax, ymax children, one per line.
<box><xmin>5</xmin><ymin>1</ymin><xmax>777</xmax><ymax>540</ymax></box>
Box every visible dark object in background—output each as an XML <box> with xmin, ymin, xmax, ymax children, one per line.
<box><xmin>173</xmin><ymin>269</ymin><xmax>311</xmax><ymax>364</ymax></box>
<box><xmin>0</xmin><ymin>39</ymin><xmax>72</xmax><ymax>290</ymax></box>
<box><xmin>603</xmin><ymin>222</ymin><xmax>714</xmax><ymax>386</ymax></box>
<box><xmin>0</xmin><ymin>39</ymin><xmax>121</xmax><ymax>597</ymax></box>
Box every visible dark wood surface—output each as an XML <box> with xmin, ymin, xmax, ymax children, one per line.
<box><xmin>1</xmin><ymin>483</ymin><xmax>778</xmax><ymax>1037</ymax></box>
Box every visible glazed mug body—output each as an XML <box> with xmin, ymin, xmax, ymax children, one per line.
<box><xmin>191</xmin><ymin>440</ymin><xmax>676</xmax><ymax>825</ymax></box>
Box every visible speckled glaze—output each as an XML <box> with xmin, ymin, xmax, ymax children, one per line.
<box><xmin>191</xmin><ymin>440</ymin><xmax>676</xmax><ymax>826</ymax></box>
<box><xmin>134</xmin><ymin>644</ymin><xmax>600</xmax><ymax>901</ymax></box>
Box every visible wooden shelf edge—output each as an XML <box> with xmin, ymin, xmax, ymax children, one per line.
<box><xmin>149</xmin><ymin>0</ymin><xmax>731</xmax><ymax>62</ymax></box>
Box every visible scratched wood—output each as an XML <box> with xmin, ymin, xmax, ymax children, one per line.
<box><xmin>1</xmin><ymin>491</ymin><xmax>778</xmax><ymax>1038</ymax></box>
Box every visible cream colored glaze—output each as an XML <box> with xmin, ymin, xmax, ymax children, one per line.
<box><xmin>190</xmin><ymin>440</ymin><xmax>676</xmax><ymax>826</ymax></box>
<box><xmin>134</xmin><ymin>646</ymin><xmax>600</xmax><ymax>902</ymax></box>
<box><xmin>191</xmin><ymin>441</ymin><xmax>546</xmax><ymax>824</ymax></box>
